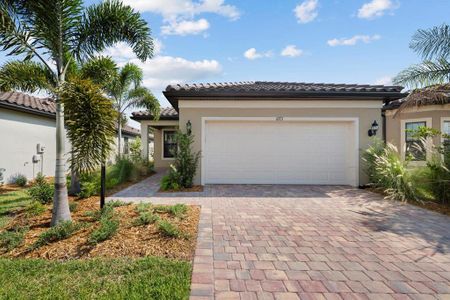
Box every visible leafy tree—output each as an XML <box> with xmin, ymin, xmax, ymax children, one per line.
<box><xmin>105</xmin><ymin>63</ymin><xmax>159</xmax><ymax>157</ymax></box>
<box><xmin>394</xmin><ymin>24</ymin><xmax>450</xmax><ymax>88</ymax></box>
<box><xmin>0</xmin><ymin>0</ymin><xmax>153</xmax><ymax>225</ymax></box>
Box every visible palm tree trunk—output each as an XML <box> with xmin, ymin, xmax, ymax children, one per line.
<box><xmin>51</xmin><ymin>76</ymin><xmax>71</xmax><ymax>225</ymax></box>
<box><xmin>117</xmin><ymin>115</ymin><xmax>122</xmax><ymax>159</ymax></box>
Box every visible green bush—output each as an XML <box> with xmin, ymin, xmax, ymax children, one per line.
<box><xmin>154</xmin><ymin>204</ymin><xmax>187</xmax><ymax>218</ymax></box>
<box><xmin>106</xmin><ymin>200</ymin><xmax>129</xmax><ymax>208</ymax></box>
<box><xmin>0</xmin><ymin>226</ymin><xmax>28</xmax><ymax>252</ymax></box>
<box><xmin>32</xmin><ymin>221</ymin><xmax>84</xmax><ymax>249</ymax></box>
<box><xmin>133</xmin><ymin>211</ymin><xmax>159</xmax><ymax>226</ymax></box>
<box><xmin>157</xmin><ymin>220</ymin><xmax>181</xmax><ymax>238</ymax></box>
<box><xmin>363</xmin><ymin>142</ymin><xmax>416</xmax><ymax>202</ymax></box>
<box><xmin>69</xmin><ymin>202</ymin><xmax>78</xmax><ymax>212</ymax></box>
<box><xmin>28</xmin><ymin>174</ymin><xmax>54</xmax><ymax>204</ymax></box>
<box><xmin>110</xmin><ymin>158</ymin><xmax>135</xmax><ymax>184</ymax></box>
<box><xmin>160</xmin><ymin>132</ymin><xmax>200</xmax><ymax>191</ymax></box>
<box><xmin>10</xmin><ymin>173</ymin><xmax>27</xmax><ymax>187</ymax></box>
<box><xmin>88</xmin><ymin>217</ymin><xmax>119</xmax><ymax>245</ymax></box>
<box><xmin>78</xmin><ymin>180</ymin><xmax>98</xmax><ymax>199</ymax></box>
<box><xmin>426</xmin><ymin>152</ymin><xmax>450</xmax><ymax>204</ymax></box>
<box><xmin>25</xmin><ymin>201</ymin><xmax>46</xmax><ymax>217</ymax></box>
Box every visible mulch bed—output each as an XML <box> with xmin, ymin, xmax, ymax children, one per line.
<box><xmin>2</xmin><ymin>196</ymin><xmax>200</xmax><ymax>261</ymax></box>
<box><xmin>0</xmin><ymin>184</ymin><xmax>23</xmax><ymax>195</ymax></box>
<box><xmin>158</xmin><ymin>185</ymin><xmax>204</xmax><ymax>193</ymax></box>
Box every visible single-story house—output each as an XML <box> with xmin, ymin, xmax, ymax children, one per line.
<box><xmin>132</xmin><ymin>81</ymin><xmax>405</xmax><ymax>187</ymax></box>
<box><xmin>384</xmin><ymin>86</ymin><xmax>450</xmax><ymax>164</ymax></box>
<box><xmin>0</xmin><ymin>91</ymin><xmax>147</xmax><ymax>181</ymax></box>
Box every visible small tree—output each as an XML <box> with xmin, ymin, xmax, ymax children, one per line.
<box><xmin>129</xmin><ymin>137</ymin><xmax>142</xmax><ymax>163</ymax></box>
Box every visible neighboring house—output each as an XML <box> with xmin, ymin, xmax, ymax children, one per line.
<box><xmin>384</xmin><ymin>94</ymin><xmax>450</xmax><ymax>164</ymax></box>
<box><xmin>0</xmin><ymin>91</ymin><xmax>146</xmax><ymax>181</ymax></box>
<box><xmin>132</xmin><ymin>81</ymin><xmax>405</xmax><ymax>187</ymax></box>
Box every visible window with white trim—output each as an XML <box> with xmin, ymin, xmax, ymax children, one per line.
<box><xmin>405</xmin><ymin>121</ymin><xmax>426</xmax><ymax>161</ymax></box>
<box><xmin>443</xmin><ymin>120</ymin><xmax>450</xmax><ymax>154</ymax></box>
<box><xmin>163</xmin><ymin>130</ymin><xmax>177</xmax><ymax>159</ymax></box>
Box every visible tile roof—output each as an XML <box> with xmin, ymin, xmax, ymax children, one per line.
<box><xmin>165</xmin><ymin>81</ymin><xmax>404</xmax><ymax>93</ymax></box>
<box><xmin>383</xmin><ymin>84</ymin><xmax>450</xmax><ymax>110</ymax></box>
<box><xmin>0</xmin><ymin>91</ymin><xmax>140</xmax><ymax>136</ymax></box>
<box><xmin>132</xmin><ymin>107</ymin><xmax>179</xmax><ymax>121</ymax></box>
<box><xmin>0</xmin><ymin>91</ymin><xmax>55</xmax><ymax>116</ymax></box>
<box><xmin>163</xmin><ymin>81</ymin><xmax>406</xmax><ymax>109</ymax></box>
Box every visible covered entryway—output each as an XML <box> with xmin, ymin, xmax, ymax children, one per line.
<box><xmin>202</xmin><ymin>118</ymin><xmax>359</xmax><ymax>186</ymax></box>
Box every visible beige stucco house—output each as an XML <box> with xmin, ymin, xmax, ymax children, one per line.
<box><xmin>132</xmin><ymin>81</ymin><xmax>405</xmax><ymax>187</ymax></box>
<box><xmin>0</xmin><ymin>92</ymin><xmax>144</xmax><ymax>181</ymax></box>
<box><xmin>384</xmin><ymin>93</ymin><xmax>450</xmax><ymax>164</ymax></box>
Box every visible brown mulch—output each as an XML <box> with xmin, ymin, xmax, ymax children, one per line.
<box><xmin>0</xmin><ymin>184</ymin><xmax>23</xmax><ymax>194</ymax></box>
<box><xmin>2</xmin><ymin>196</ymin><xmax>200</xmax><ymax>261</ymax></box>
<box><xmin>158</xmin><ymin>185</ymin><xmax>204</xmax><ymax>193</ymax></box>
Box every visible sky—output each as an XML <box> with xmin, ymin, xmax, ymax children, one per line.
<box><xmin>1</xmin><ymin>0</ymin><xmax>450</xmax><ymax>128</ymax></box>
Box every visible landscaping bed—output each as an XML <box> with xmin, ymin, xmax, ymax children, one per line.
<box><xmin>1</xmin><ymin>196</ymin><xmax>200</xmax><ymax>260</ymax></box>
<box><xmin>159</xmin><ymin>185</ymin><xmax>203</xmax><ymax>193</ymax></box>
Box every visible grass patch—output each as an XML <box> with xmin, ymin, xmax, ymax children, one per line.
<box><xmin>154</xmin><ymin>204</ymin><xmax>188</xmax><ymax>219</ymax></box>
<box><xmin>158</xmin><ymin>220</ymin><xmax>182</xmax><ymax>238</ymax></box>
<box><xmin>106</xmin><ymin>200</ymin><xmax>130</xmax><ymax>208</ymax></box>
<box><xmin>0</xmin><ymin>189</ymin><xmax>31</xmax><ymax>228</ymax></box>
<box><xmin>133</xmin><ymin>211</ymin><xmax>160</xmax><ymax>226</ymax></box>
<box><xmin>24</xmin><ymin>201</ymin><xmax>46</xmax><ymax>217</ymax></box>
<box><xmin>0</xmin><ymin>257</ymin><xmax>191</xmax><ymax>299</ymax></box>
<box><xmin>32</xmin><ymin>221</ymin><xmax>84</xmax><ymax>249</ymax></box>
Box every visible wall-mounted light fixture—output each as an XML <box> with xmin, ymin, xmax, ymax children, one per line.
<box><xmin>186</xmin><ymin>120</ymin><xmax>192</xmax><ymax>136</ymax></box>
<box><xmin>368</xmin><ymin>120</ymin><xmax>379</xmax><ymax>137</ymax></box>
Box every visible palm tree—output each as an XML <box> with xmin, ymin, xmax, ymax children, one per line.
<box><xmin>0</xmin><ymin>0</ymin><xmax>153</xmax><ymax>225</ymax></box>
<box><xmin>394</xmin><ymin>24</ymin><xmax>450</xmax><ymax>88</ymax></box>
<box><xmin>106</xmin><ymin>63</ymin><xmax>159</xmax><ymax>157</ymax></box>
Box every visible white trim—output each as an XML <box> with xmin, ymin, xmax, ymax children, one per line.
<box><xmin>180</xmin><ymin>100</ymin><xmax>382</xmax><ymax>109</ymax></box>
<box><xmin>400</xmin><ymin>118</ymin><xmax>432</xmax><ymax>165</ymax></box>
<box><xmin>143</xmin><ymin>120</ymin><xmax>179</xmax><ymax>127</ymax></box>
<box><xmin>200</xmin><ymin>117</ymin><xmax>360</xmax><ymax>187</ymax></box>
<box><xmin>161</xmin><ymin>129</ymin><xmax>176</xmax><ymax>161</ymax></box>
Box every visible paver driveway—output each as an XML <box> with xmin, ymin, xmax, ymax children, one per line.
<box><xmin>110</xmin><ymin>174</ymin><xmax>450</xmax><ymax>300</ymax></box>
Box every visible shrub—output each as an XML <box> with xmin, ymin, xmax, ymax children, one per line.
<box><xmin>32</xmin><ymin>221</ymin><xmax>83</xmax><ymax>249</ymax></box>
<box><xmin>25</xmin><ymin>201</ymin><xmax>46</xmax><ymax>217</ymax></box>
<box><xmin>136</xmin><ymin>202</ymin><xmax>152</xmax><ymax>213</ymax></box>
<box><xmin>154</xmin><ymin>204</ymin><xmax>187</xmax><ymax>218</ymax></box>
<box><xmin>160</xmin><ymin>132</ymin><xmax>200</xmax><ymax>191</ymax></box>
<box><xmin>110</xmin><ymin>158</ymin><xmax>135</xmax><ymax>184</ymax></box>
<box><xmin>106</xmin><ymin>200</ymin><xmax>129</xmax><ymax>208</ymax></box>
<box><xmin>0</xmin><ymin>227</ymin><xmax>28</xmax><ymax>252</ymax></box>
<box><xmin>133</xmin><ymin>211</ymin><xmax>159</xmax><ymax>226</ymax></box>
<box><xmin>10</xmin><ymin>173</ymin><xmax>27</xmax><ymax>187</ymax></box>
<box><xmin>88</xmin><ymin>217</ymin><xmax>119</xmax><ymax>245</ymax></box>
<box><xmin>426</xmin><ymin>151</ymin><xmax>450</xmax><ymax>204</ymax></box>
<box><xmin>28</xmin><ymin>174</ymin><xmax>54</xmax><ymax>204</ymax></box>
<box><xmin>129</xmin><ymin>137</ymin><xmax>142</xmax><ymax>163</ymax></box>
<box><xmin>69</xmin><ymin>202</ymin><xmax>78</xmax><ymax>212</ymax></box>
<box><xmin>157</xmin><ymin>220</ymin><xmax>181</xmax><ymax>238</ymax></box>
<box><xmin>78</xmin><ymin>180</ymin><xmax>98</xmax><ymax>199</ymax></box>
<box><xmin>363</xmin><ymin>142</ymin><xmax>417</xmax><ymax>202</ymax></box>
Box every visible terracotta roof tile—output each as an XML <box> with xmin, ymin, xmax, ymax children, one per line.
<box><xmin>132</xmin><ymin>107</ymin><xmax>178</xmax><ymax>120</ymax></box>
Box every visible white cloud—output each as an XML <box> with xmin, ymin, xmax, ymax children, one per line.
<box><xmin>281</xmin><ymin>45</ymin><xmax>303</xmax><ymax>57</ymax></box>
<box><xmin>327</xmin><ymin>34</ymin><xmax>381</xmax><ymax>46</ymax></box>
<box><xmin>357</xmin><ymin>0</ymin><xmax>397</xmax><ymax>19</ymax></box>
<box><xmin>122</xmin><ymin>0</ymin><xmax>239</xmax><ymax>36</ymax></box>
<box><xmin>243</xmin><ymin>48</ymin><xmax>272</xmax><ymax>60</ymax></box>
<box><xmin>294</xmin><ymin>0</ymin><xmax>318</xmax><ymax>24</ymax></box>
<box><xmin>103</xmin><ymin>39</ymin><xmax>164</xmax><ymax>61</ymax></box>
<box><xmin>161</xmin><ymin>18</ymin><xmax>210</xmax><ymax>35</ymax></box>
<box><xmin>374</xmin><ymin>76</ymin><xmax>392</xmax><ymax>85</ymax></box>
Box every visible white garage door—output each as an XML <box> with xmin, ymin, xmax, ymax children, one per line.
<box><xmin>203</xmin><ymin>119</ymin><xmax>358</xmax><ymax>186</ymax></box>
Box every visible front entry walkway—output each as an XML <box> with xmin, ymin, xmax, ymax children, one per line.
<box><xmin>109</xmin><ymin>174</ymin><xmax>450</xmax><ymax>299</ymax></box>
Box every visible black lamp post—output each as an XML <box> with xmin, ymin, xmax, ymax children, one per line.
<box><xmin>368</xmin><ymin>120</ymin><xmax>379</xmax><ymax>137</ymax></box>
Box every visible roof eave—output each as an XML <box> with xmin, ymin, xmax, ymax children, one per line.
<box><xmin>163</xmin><ymin>90</ymin><xmax>408</xmax><ymax>111</ymax></box>
<box><xmin>0</xmin><ymin>101</ymin><xmax>55</xmax><ymax>118</ymax></box>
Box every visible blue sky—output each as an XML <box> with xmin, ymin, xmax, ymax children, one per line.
<box><xmin>1</xmin><ymin>0</ymin><xmax>450</xmax><ymax>125</ymax></box>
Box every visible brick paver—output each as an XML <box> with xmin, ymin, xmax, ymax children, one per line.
<box><xmin>109</xmin><ymin>175</ymin><xmax>450</xmax><ymax>299</ymax></box>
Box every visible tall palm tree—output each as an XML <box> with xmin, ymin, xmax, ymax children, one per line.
<box><xmin>0</xmin><ymin>0</ymin><xmax>153</xmax><ymax>225</ymax></box>
<box><xmin>394</xmin><ymin>24</ymin><xmax>450</xmax><ymax>88</ymax></box>
<box><xmin>106</xmin><ymin>63</ymin><xmax>159</xmax><ymax>157</ymax></box>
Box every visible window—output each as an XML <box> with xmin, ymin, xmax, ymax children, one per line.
<box><xmin>443</xmin><ymin>120</ymin><xmax>450</xmax><ymax>154</ymax></box>
<box><xmin>163</xmin><ymin>130</ymin><xmax>177</xmax><ymax>159</ymax></box>
<box><xmin>405</xmin><ymin>121</ymin><xmax>426</xmax><ymax>161</ymax></box>
<box><xmin>123</xmin><ymin>137</ymin><xmax>129</xmax><ymax>155</ymax></box>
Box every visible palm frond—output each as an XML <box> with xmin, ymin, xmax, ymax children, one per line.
<box><xmin>75</xmin><ymin>0</ymin><xmax>153</xmax><ymax>61</ymax></box>
<box><xmin>394</xmin><ymin>84</ymin><xmax>450</xmax><ymax>117</ymax></box>
<box><xmin>392</xmin><ymin>58</ymin><xmax>450</xmax><ymax>89</ymax></box>
<box><xmin>80</xmin><ymin>56</ymin><xmax>117</xmax><ymax>87</ymax></box>
<box><xmin>0</xmin><ymin>60</ymin><xmax>55</xmax><ymax>92</ymax></box>
<box><xmin>119</xmin><ymin>63</ymin><xmax>142</xmax><ymax>90</ymax></box>
<box><xmin>410</xmin><ymin>24</ymin><xmax>450</xmax><ymax>60</ymax></box>
<box><xmin>125</xmin><ymin>86</ymin><xmax>160</xmax><ymax>117</ymax></box>
<box><xmin>61</xmin><ymin>78</ymin><xmax>117</xmax><ymax>173</ymax></box>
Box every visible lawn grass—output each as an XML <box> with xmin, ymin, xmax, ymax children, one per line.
<box><xmin>0</xmin><ymin>257</ymin><xmax>191</xmax><ymax>300</ymax></box>
<box><xmin>0</xmin><ymin>189</ymin><xmax>31</xmax><ymax>228</ymax></box>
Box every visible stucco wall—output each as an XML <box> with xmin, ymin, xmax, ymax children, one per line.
<box><xmin>0</xmin><ymin>108</ymin><xmax>138</xmax><ymax>183</ymax></box>
<box><xmin>385</xmin><ymin>104</ymin><xmax>450</xmax><ymax>155</ymax></box>
<box><xmin>178</xmin><ymin>99</ymin><xmax>385</xmax><ymax>186</ymax></box>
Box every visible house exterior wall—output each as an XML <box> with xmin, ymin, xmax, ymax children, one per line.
<box><xmin>177</xmin><ymin>99</ymin><xmax>385</xmax><ymax>186</ymax></box>
<box><xmin>140</xmin><ymin>121</ymin><xmax>178</xmax><ymax>169</ymax></box>
<box><xmin>385</xmin><ymin>104</ymin><xmax>450</xmax><ymax>156</ymax></box>
<box><xmin>0</xmin><ymin>107</ymin><xmax>139</xmax><ymax>182</ymax></box>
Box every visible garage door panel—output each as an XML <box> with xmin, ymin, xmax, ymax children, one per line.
<box><xmin>204</xmin><ymin>120</ymin><xmax>356</xmax><ymax>185</ymax></box>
